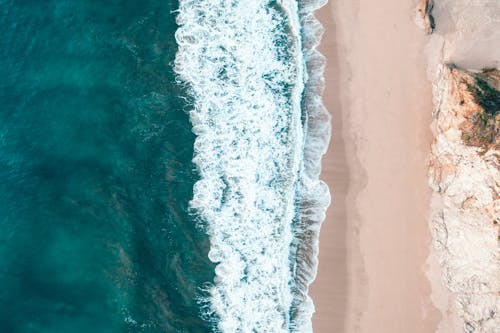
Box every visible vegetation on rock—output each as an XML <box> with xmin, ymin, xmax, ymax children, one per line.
<box><xmin>455</xmin><ymin>68</ymin><xmax>500</xmax><ymax>152</ymax></box>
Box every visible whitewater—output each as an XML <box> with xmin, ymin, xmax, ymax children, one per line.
<box><xmin>174</xmin><ymin>0</ymin><xmax>330</xmax><ymax>331</ymax></box>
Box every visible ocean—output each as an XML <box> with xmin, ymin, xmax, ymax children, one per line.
<box><xmin>0</xmin><ymin>0</ymin><xmax>330</xmax><ymax>332</ymax></box>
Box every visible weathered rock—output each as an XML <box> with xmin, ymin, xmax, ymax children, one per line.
<box><xmin>416</xmin><ymin>0</ymin><xmax>435</xmax><ymax>34</ymax></box>
<box><xmin>445</xmin><ymin>66</ymin><xmax>500</xmax><ymax>155</ymax></box>
<box><xmin>429</xmin><ymin>64</ymin><xmax>500</xmax><ymax>332</ymax></box>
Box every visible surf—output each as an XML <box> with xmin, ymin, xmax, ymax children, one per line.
<box><xmin>174</xmin><ymin>0</ymin><xmax>330</xmax><ymax>331</ymax></box>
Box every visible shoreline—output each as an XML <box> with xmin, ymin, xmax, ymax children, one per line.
<box><xmin>309</xmin><ymin>3</ymin><xmax>367</xmax><ymax>332</ymax></box>
<box><xmin>311</xmin><ymin>1</ymin><xmax>441</xmax><ymax>332</ymax></box>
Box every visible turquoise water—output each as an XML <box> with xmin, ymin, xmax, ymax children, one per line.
<box><xmin>1</xmin><ymin>0</ymin><xmax>331</xmax><ymax>331</ymax></box>
<box><xmin>0</xmin><ymin>1</ymin><xmax>215</xmax><ymax>332</ymax></box>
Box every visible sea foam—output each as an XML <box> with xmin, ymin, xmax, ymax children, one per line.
<box><xmin>289</xmin><ymin>0</ymin><xmax>330</xmax><ymax>331</ymax></box>
<box><xmin>174</xmin><ymin>0</ymin><xmax>330</xmax><ymax>331</ymax></box>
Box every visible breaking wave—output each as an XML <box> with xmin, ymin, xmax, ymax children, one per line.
<box><xmin>174</xmin><ymin>0</ymin><xmax>330</xmax><ymax>331</ymax></box>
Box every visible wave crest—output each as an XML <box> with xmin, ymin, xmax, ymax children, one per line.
<box><xmin>174</xmin><ymin>0</ymin><xmax>330</xmax><ymax>331</ymax></box>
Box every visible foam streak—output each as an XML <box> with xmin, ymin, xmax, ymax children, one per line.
<box><xmin>174</xmin><ymin>1</ymin><xmax>330</xmax><ymax>331</ymax></box>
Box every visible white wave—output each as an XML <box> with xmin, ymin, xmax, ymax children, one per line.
<box><xmin>174</xmin><ymin>0</ymin><xmax>330</xmax><ymax>331</ymax></box>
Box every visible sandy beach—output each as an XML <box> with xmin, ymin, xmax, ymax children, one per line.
<box><xmin>311</xmin><ymin>1</ymin><xmax>441</xmax><ymax>332</ymax></box>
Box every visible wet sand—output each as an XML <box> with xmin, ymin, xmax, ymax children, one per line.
<box><xmin>311</xmin><ymin>1</ymin><xmax>441</xmax><ymax>332</ymax></box>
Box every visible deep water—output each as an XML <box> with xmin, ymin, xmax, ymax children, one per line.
<box><xmin>0</xmin><ymin>1</ymin><xmax>214</xmax><ymax>332</ymax></box>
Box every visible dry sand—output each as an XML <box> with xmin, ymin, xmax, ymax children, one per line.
<box><xmin>311</xmin><ymin>1</ymin><xmax>442</xmax><ymax>332</ymax></box>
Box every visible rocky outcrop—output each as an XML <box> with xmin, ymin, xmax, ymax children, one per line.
<box><xmin>450</xmin><ymin>67</ymin><xmax>499</xmax><ymax>154</ymax></box>
<box><xmin>429</xmin><ymin>64</ymin><xmax>500</xmax><ymax>332</ymax></box>
<box><xmin>416</xmin><ymin>0</ymin><xmax>435</xmax><ymax>34</ymax></box>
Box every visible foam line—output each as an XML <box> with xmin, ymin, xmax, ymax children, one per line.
<box><xmin>174</xmin><ymin>0</ymin><xmax>330</xmax><ymax>331</ymax></box>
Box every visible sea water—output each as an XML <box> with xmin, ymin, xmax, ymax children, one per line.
<box><xmin>0</xmin><ymin>0</ymin><xmax>330</xmax><ymax>332</ymax></box>
<box><xmin>0</xmin><ymin>0</ymin><xmax>214</xmax><ymax>331</ymax></box>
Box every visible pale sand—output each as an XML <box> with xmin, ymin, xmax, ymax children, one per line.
<box><xmin>311</xmin><ymin>1</ymin><xmax>441</xmax><ymax>332</ymax></box>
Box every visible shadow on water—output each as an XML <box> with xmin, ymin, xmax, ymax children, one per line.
<box><xmin>0</xmin><ymin>1</ymin><xmax>215</xmax><ymax>332</ymax></box>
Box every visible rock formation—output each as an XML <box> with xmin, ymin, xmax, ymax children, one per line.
<box><xmin>429</xmin><ymin>64</ymin><xmax>500</xmax><ymax>332</ymax></box>
<box><xmin>416</xmin><ymin>0</ymin><xmax>435</xmax><ymax>34</ymax></box>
